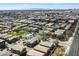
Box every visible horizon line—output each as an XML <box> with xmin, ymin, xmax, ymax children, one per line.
<box><xmin>0</xmin><ymin>8</ymin><xmax>78</xmax><ymax>10</ymax></box>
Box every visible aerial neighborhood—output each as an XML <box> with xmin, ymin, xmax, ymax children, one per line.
<box><xmin>0</xmin><ymin>9</ymin><xmax>78</xmax><ymax>56</ymax></box>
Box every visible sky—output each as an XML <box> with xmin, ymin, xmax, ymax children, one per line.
<box><xmin>0</xmin><ymin>3</ymin><xmax>79</xmax><ymax>10</ymax></box>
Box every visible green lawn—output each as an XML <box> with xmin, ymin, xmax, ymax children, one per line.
<box><xmin>7</xmin><ymin>30</ymin><xmax>29</xmax><ymax>37</ymax></box>
<box><xmin>16</xmin><ymin>31</ymin><xmax>25</xmax><ymax>36</ymax></box>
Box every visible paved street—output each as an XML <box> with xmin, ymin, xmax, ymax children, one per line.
<box><xmin>68</xmin><ymin>21</ymin><xmax>79</xmax><ymax>56</ymax></box>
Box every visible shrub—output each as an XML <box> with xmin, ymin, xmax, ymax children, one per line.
<box><xmin>53</xmin><ymin>40</ymin><xmax>59</xmax><ymax>47</ymax></box>
<box><xmin>57</xmin><ymin>35</ymin><xmax>66</xmax><ymax>41</ymax></box>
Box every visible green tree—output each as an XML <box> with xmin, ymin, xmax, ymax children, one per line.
<box><xmin>53</xmin><ymin>40</ymin><xmax>59</xmax><ymax>47</ymax></box>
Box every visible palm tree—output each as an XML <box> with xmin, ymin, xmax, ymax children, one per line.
<box><xmin>53</xmin><ymin>40</ymin><xmax>59</xmax><ymax>47</ymax></box>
